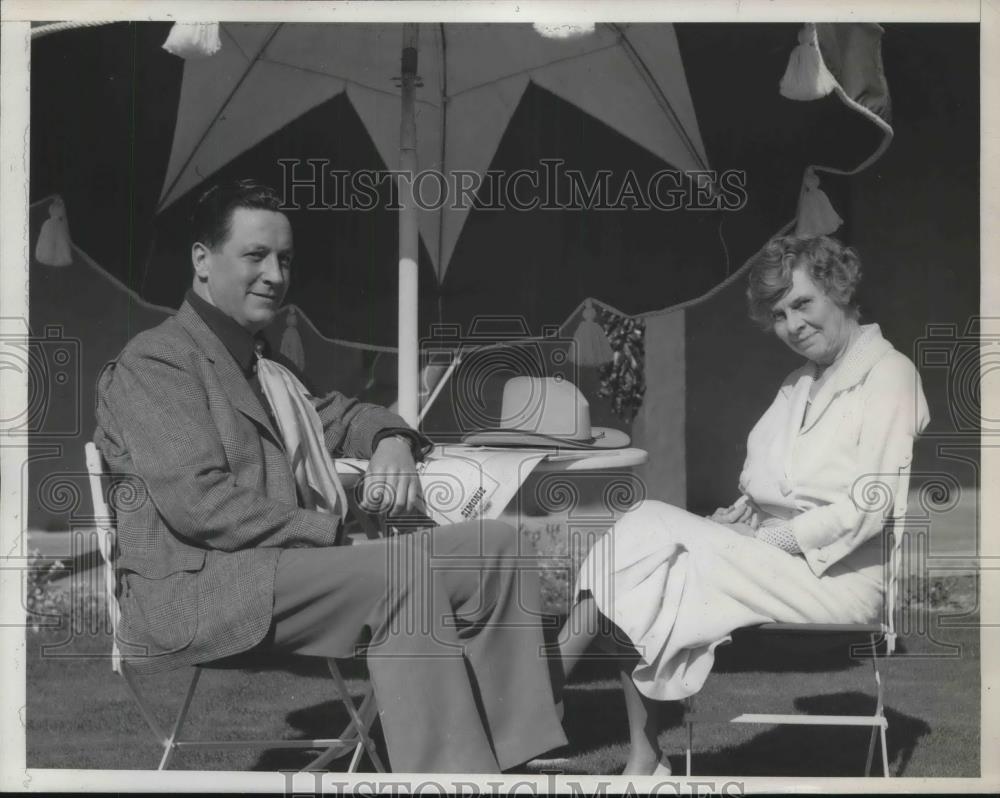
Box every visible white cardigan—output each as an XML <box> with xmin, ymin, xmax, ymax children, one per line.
<box><xmin>739</xmin><ymin>324</ymin><xmax>930</xmax><ymax>577</ymax></box>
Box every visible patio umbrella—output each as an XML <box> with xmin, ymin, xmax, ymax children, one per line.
<box><xmin>155</xmin><ymin>21</ymin><xmax>713</xmax><ymax>425</ymax></box>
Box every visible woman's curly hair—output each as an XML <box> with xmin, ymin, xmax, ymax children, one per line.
<box><xmin>746</xmin><ymin>235</ymin><xmax>863</xmax><ymax>330</ymax></box>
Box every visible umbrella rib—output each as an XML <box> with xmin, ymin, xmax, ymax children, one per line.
<box><xmin>445</xmin><ymin>41</ymin><xmax>622</xmax><ymax>102</ymax></box>
<box><xmin>259</xmin><ymin>55</ymin><xmax>445</xmax><ymax>110</ymax></box>
<box><xmin>220</xmin><ymin>22</ymin><xmax>254</xmax><ymax>62</ymax></box>
<box><xmin>158</xmin><ymin>22</ymin><xmax>285</xmax><ymax>209</ymax></box>
<box><xmin>261</xmin><ymin>42</ymin><xmax>622</xmax><ymax>108</ymax></box>
<box><xmin>608</xmin><ymin>23</ymin><xmax>709</xmax><ymax>172</ymax></box>
<box><xmin>258</xmin><ymin>41</ymin><xmax>629</xmax><ymax>112</ymax></box>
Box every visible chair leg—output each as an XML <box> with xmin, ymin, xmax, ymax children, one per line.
<box><xmin>327</xmin><ymin>660</ymin><xmax>386</xmax><ymax>773</ymax></box>
<box><xmin>159</xmin><ymin>668</ymin><xmax>203</xmax><ymax>770</ymax></box>
<box><xmin>303</xmin><ymin>740</ymin><xmax>364</xmax><ymax>773</ymax></box>
<box><xmin>865</xmin><ymin>632</ymin><xmax>890</xmax><ymax>777</ymax></box>
<box><xmin>348</xmin><ymin>741</ymin><xmax>365</xmax><ymax>773</ymax></box>
<box><xmin>684</xmin><ymin>696</ymin><xmax>694</xmax><ymax>776</ymax></box>
<box><xmin>349</xmin><ymin>690</ymin><xmax>381</xmax><ymax>772</ymax></box>
<box><xmin>304</xmin><ymin>689</ymin><xmax>377</xmax><ymax>772</ymax></box>
<box><xmin>118</xmin><ymin>665</ymin><xmax>169</xmax><ymax>744</ymax></box>
<box><xmin>877</xmin><ymin>676</ymin><xmax>890</xmax><ymax>777</ymax></box>
<box><xmin>880</xmin><ymin>722</ymin><xmax>889</xmax><ymax>777</ymax></box>
<box><xmin>865</xmin><ymin>723</ymin><xmax>878</xmax><ymax>776</ymax></box>
<box><xmin>686</xmin><ymin>723</ymin><xmax>693</xmax><ymax>776</ymax></box>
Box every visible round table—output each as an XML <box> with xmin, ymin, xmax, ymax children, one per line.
<box><xmin>336</xmin><ymin>445</ymin><xmax>647</xmax><ymax>524</ymax></box>
<box><xmin>335</xmin><ymin>446</ymin><xmax>646</xmax><ymax>476</ymax></box>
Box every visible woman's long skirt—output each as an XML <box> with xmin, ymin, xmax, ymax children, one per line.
<box><xmin>575</xmin><ymin>500</ymin><xmax>884</xmax><ymax>701</ymax></box>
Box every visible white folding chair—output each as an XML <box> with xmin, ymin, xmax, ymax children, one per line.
<box><xmin>84</xmin><ymin>442</ymin><xmax>385</xmax><ymax>772</ymax></box>
<box><xmin>681</xmin><ymin>520</ymin><xmax>906</xmax><ymax>778</ymax></box>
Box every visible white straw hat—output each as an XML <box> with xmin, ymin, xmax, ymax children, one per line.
<box><xmin>462</xmin><ymin>376</ymin><xmax>630</xmax><ymax>449</ymax></box>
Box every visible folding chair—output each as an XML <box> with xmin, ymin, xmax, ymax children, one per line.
<box><xmin>681</xmin><ymin>519</ymin><xmax>906</xmax><ymax>778</ymax></box>
<box><xmin>84</xmin><ymin>442</ymin><xmax>385</xmax><ymax>772</ymax></box>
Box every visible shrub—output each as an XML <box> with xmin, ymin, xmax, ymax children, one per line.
<box><xmin>25</xmin><ymin>549</ymin><xmax>106</xmax><ymax>634</ymax></box>
<box><xmin>901</xmin><ymin>573</ymin><xmax>977</xmax><ymax>613</ymax></box>
<box><xmin>520</xmin><ymin>520</ymin><xmax>610</xmax><ymax>616</ymax></box>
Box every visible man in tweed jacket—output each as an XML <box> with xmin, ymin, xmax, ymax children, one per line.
<box><xmin>94</xmin><ymin>180</ymin><xmax>567</xmax><ymax>772</ymax></box>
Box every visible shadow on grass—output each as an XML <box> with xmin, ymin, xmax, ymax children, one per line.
<box><xmin>554</xmin><ymin>689</ymin><xmax>931</xmax><ymax>777</ymax></box>
<box><xmin>176</xmin><ymin>673</ymin><xmax>932</xmax><ymax>776</ymax></box>
<box><xmin>561</xmin><ymin>627</ymin><xmax>905</xmax><ymax>680</ymax></box>
<box><xmin>714</xmin><ymin>628</ymin><xmax>902</xmax><ymax>673</ymax></box>
<box><xmin>678</xmin><ymin>693</ymin><xmax>931</xmax><ymax>777</ymax></box>
<box><xmin>193</xmin><ymin>650</ymin><xmax>380</xmax><ymax>771</ymax></box>
<box><xmin>204</xmin><ymin>650</ymin><xmax>369</xmax><ymax>680</ymax></box>
<box><xmin>561</xmin><ymin>683</ymin><xmax>686</xmax><ymax>749</ymax></box>
<box><xmin>254</xmin><ymin>694</ymin><xmax>387</xmax><ymax>772</ymax></box>
<box><xmin>236</xmin><ymin>630</ymin><xmax>930</xmax><ymax>774</ymax></box>
<box><xmin>549</xmin><ymin>638</ymin><xmax>934</xmax><ymax>778</ymax></box>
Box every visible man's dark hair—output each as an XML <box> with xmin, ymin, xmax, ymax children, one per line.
<box><xmin>191</xmin><ymin>179</ymin><xmax>285</xmax><ymax>250</ymax></box>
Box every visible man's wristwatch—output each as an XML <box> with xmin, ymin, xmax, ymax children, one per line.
<box><xmin>372</xmin><ymin>428</ymin><xmax>434</xmax><ymax>461</ymax></box>
<box><xmin>373</xmin><ymin>430</ymin><xmax>418</xmax><ymax>456</ymax></box>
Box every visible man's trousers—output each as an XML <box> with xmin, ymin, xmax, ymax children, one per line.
<box><xmin>267</xmin><ymin>519</ymin><xmax>567</xmax><ymax>773</ymax></box>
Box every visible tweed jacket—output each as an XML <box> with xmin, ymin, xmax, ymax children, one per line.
<box><xmin>94</xmin><ymin>301</ymin><xmax>409</xmax><ymax>674</ymax></box>
<box><xmin>739</xmin><ymin>324</ymin><xmax>930</xmax><ymax>577</ymax></box>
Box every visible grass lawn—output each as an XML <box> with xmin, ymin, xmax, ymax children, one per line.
<box><xmin>545</xmin><ymin>611</ymin><xmax>981</xmax><ymax>777</ymax></box>
<box><xmin>25</xmin><ymin>594</ymin><xmax>980</xmax><ymax>776</ymax></box>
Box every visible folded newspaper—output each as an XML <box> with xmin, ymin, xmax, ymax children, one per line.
<box><xmin>415</xmin><ymin>447</ymin><xmax>550</xmax><ymax>525</ymax></box>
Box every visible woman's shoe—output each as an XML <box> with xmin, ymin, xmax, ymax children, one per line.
<box><xmin>622</xmin><ymin>754</ymin><xmax>672</xmax><ymax>777</ymax></box>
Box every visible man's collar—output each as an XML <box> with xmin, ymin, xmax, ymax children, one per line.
<box><xmin>185</xmin><ymin>288</ymin><xmax>269</xmax><ymax>375</ymax></box>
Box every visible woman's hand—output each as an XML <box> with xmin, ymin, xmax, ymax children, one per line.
<box><xmin>722</xmin><ymin>522</ymin><xmax>758</xmax><ymax>537</ymax></box>
<box><xmin>708</xmin><ymin>496</ymin><xmax>759</xmax><ymax>529</ymax></box>
<box><xmin>360</xmin><ymin>436</ymin><xmax>424</xmax><ymax>515</ymax></box>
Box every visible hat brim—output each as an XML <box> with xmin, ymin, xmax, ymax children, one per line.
<box><xmin>461</xmin><ymin>427</ymin><xmax>630</xmax><ymax>449</ymax></box>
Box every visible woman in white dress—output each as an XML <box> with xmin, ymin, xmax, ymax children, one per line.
<box><xmin>557</xmin><ymin>235</ymin><xmax>930</xmax><ymax>774</ymax></box>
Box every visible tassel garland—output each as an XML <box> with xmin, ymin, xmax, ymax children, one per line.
<box><xmin>780</xmin><ymin>23</ymin><xmax>838</xmax><ymax>101</ymax></box>
<box><xmin>597</xmin><ymin>310</ymin><xmax>646</xmax><ymax>422</ymax></box>
<box><xmin>35</xmin><ymin>196</ymin><xmax>73</xmax><ymax>267</ymax></box>
<box><xmin>162</xmin><ymin>23</ymin><xmax>222</xmax><ymax>59</ymax></box>
<box><xmin>795</xmin><ymin>168</ymin><xmax>843</xmax><ymax>236</ymax></box>
<box><xmin>571</xmin><ymin>299</ymin><xmax>614</xmax><ymax>367</ymax></box>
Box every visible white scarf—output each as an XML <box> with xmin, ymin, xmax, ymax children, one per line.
<box><xmin>255</xmin><ymin>355</ymin><xmax>350</xmax><ymax>530</ymax></box>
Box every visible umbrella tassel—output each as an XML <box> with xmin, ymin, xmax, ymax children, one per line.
<box><xmin>162</xmin><ymin>22</ymin><xmax>222</xmax><ymax>59</ymax></box>
<box><xmin>572</xmin><ymin>300</ymin><xmax>614</xmax><ymax>367</ymax></box>
<box><xmin>795</xmin><ymin>168</ymin><xmax>843</xmax><ymax>236</ymax></box>
<box><xmin>35</xmin><ymin>196</ymin><xmax>73</xmax><ymax>267</ymax></box>
<box><xmin>780</xmin><ymin>23</ymin><xmax>838</xmax><ymax>101</ymax></box>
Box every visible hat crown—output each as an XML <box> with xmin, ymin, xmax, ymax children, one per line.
<box><xmin>461</xmin><ymin>376</ymin><xmax>630</xmax><ymax>449</ymax></box>
<box><xmin>499</xmin><ymin>376</ymin><xmax>592</xmax><ymax>441</ymax></box>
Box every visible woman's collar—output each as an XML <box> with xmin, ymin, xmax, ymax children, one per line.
<box><xmin>800</xmin><ymin>324</ymin><xmax>894</xmax><ymax>431</ymax></box>
<box><xmin>819</xmin><ymin>324</ymin><xmax>892</xmax><ymax>388</ymax></box>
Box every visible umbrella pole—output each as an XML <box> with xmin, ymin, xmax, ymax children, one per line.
<box><xmin>397</xmin><ymin>23</ymin><xmax>420</xmax><ymax>428</ymax></box>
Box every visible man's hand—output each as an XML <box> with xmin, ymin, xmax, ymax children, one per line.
<box><xmin>360</xmin><ymin>435</ymin><xmax>424</xmax><ymax>515</ymax></box>
<box><xmin>708</xmin><ymin>496</ymin><xmax>759</xmax><ymax>529</ymax></box>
